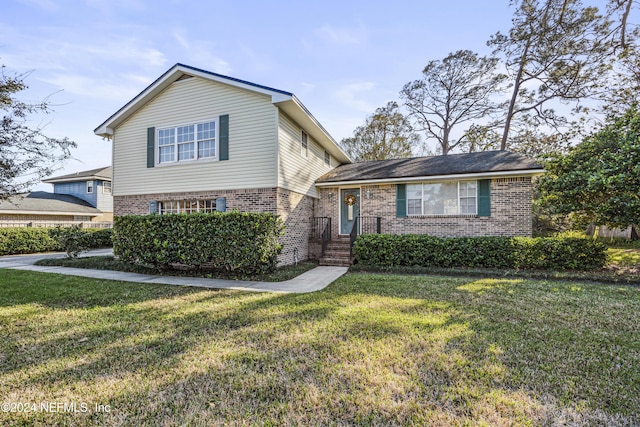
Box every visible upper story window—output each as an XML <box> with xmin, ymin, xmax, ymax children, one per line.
<box><xmin>301</xmin><ymin>130</ymin><xmax>308</xmax><ymax>157</ymax></box>
<box><xmin>158</xmin><ymin>119</ymin><xmax>217</xmax><ymax>165</ymax></box>
<box><xmin>86</xmin><ymin>181</ymin><xmax>94</xmax><ymax>194</ymax></box>
<box><xmin>103</xmin><ymin>181</ymin><xmax>112</xmax><ymax>194</ymax></box>
<box><xmin>407</xmin><ymin>181</ymin><xmax>477</xmax><ymax>216</ymax></box>
<box><xmin>324</xmin><ymin>150</ymin><xmax>330</xmax><ymax>165</ymax></box>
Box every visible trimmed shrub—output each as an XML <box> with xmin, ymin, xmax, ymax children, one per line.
<box><xmin>49</xmin><ymin>225</ymin><xmax>88</xmax><ymax>258</ymax></box>
<box><xmin>114</xmin><ymin>211</ymin><xmax>284</xmax><ymax>274</ymax></box>
<box><xmin>0</xmin><ymin>228</ymin><xmax>61</xmax><ymax>255</ymax></box>
<box><xmin>0</xmin><ymin>227</ymin><xmax>113</xmax><ymax>256</ymax></box>
<box><xmin>353</xmin><ymin>234</ymin><xmax>607</xmax><ymax>271</ymax></box>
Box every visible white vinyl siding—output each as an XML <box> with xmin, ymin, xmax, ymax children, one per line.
<box><xmin>112</xmin><ymin>77</ymin><xmax>277</xmax><ymax>196</ymax></box>
<box><xmin>277</xmin><ymin>112</ymin><xmax>334</xmax><ymax>197</ymax></box>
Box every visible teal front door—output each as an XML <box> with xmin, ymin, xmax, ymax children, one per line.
<box><xmin>340</xmin><ymin>189</ymin><xmax>360</xmax><ymax>235</ymax></box>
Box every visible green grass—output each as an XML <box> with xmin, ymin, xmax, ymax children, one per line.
<box><xmin>607</xmin><ymin>248</ymin><xmax>640</xmax><ymax>267</ymax></box>
<box><xmin>1</xmin><ymin>270</ymin><xmax>639</xmax><ymax>425</ymax></box>
<box><xmin>34</xmin><ymin>255</ymin><xmax>318</xmax><ymax>282</ymax></box>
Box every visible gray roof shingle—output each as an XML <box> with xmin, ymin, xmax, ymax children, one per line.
<box><xmin>42</xmin><ymin>166</ymin><xmax>112</xmax><ymax>183</ymax></box>
<box><xmin>316</xmin><ymin>151</ymin><xmax>543</xmax><ymax>183</ymax></box>
<box><xmin>0</xmin><ymin>192</ymin><xmax>102</xmax><ymax>215</ymax></box>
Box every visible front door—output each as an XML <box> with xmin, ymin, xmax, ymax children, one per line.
<box><xmin>340</xmin><ymin>189</ymin><xmax>360</xmax><ymax>235</ymax></box>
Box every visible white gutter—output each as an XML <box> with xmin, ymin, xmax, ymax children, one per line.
<box><xmin>315</xmin><ymin>169</ymin><xmax>544</xmax><ymax>187</ymax></box>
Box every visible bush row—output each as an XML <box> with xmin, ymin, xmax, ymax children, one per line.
<box><xmin>352</xmin><ymin>234</ymin><xmax>608</xmax><ymax>271</ymax></box>
<box><xmin>0</xmin><ymin>227</ymin><xmax>113</xmax><ymax>256</ymax></box>
<box><xmin>114</xmin><ymin>212</ymin><xmax>284</xmax><ymax>274</ymax></box>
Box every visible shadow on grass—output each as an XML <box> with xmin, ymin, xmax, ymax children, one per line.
<box><xmin>1</xmin><ymin>270</ymin><xmax>639</xmax><ymax>425</ymax></box>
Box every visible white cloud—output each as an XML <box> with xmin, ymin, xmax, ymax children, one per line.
<box><xmin>315</xmin><ymin>23</ymin><xmax>367</xmax><ymax>45</ymax></box>
<box><xmin>40</xmin><ymin>74</ymin><xmax>148</xmax><ymax>101</ymax></box>
<box><xmin>171</xmin><ymin>29</ymin><xmax>232</xmax><ymax>75</ymax></box>
<box><xmin>333</xmin><ymin>81</ymin><xmax>377</xmax><ymax>113</ymax></box>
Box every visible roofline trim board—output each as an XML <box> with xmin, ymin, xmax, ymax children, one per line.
<box><xmin>315</xmin><ymin>169</ymin><xmax>545</xmax><ymax>187</ymax></box>
<box><xmin>0</xmin><ymin>210</ymin><xmax>101</xmax><ymax>216</ymax></box>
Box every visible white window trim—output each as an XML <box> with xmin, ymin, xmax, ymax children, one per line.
<box><xmin>102</xmin><ymin>181</ymin><xmax>112</xmax><ymax>194</ymax></box>
<box><xmin>156</xmin><ymin>118</ymin><xmax>219</xmax><ymax>166</ymax></box>
<box><xmin>157</xmin><ymin>199</ymin><xmax>217</xmax><ymax>215</ymax></box>
<box><xmin>324</xmin><ymin>150</ymin><xmax>330</xmax><ymax>166</ymax></box>
<box><xmin>86</xmin><ymin>181</ymin><xmax>94</xmax><ymax>194</ymax></box>
<box><xmin>407</xmin><ymin>180</ymin><xmax>478</xmax><ymax>216</ymax></box>
<box><xmin>301</xmin><ymin>130</ymin><xmax>308</xmax><ymax>158</ymax></box>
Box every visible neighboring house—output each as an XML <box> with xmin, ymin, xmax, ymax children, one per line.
<box><xmin>42</xmin><ymin>166</ymin><xmax>114</xmax><ymax>222</ymax></box>
<box><xmin>95</xmin><ymin>63</ymin><xmax>543</xmax><ymax>266</ymax></box>
<box><xmin>0</xmin><ymin>192</ymin><xmax>103</xmax><ymax>226</ymax></box>
<box><xmin>0</xmin><ymin>166</ymin><xmax>114</xmax><ymax>227</ymax></box>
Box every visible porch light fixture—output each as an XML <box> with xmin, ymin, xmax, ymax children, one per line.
<box><xmin>366</xmin><ymin>189</ymin><xmax>372</xmax><ymax>199</ymax></box>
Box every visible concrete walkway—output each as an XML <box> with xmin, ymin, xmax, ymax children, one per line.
<box><xmin>0</xmin><ymin>249</ymin><xmax>348</xmax><ymax>293</ymax></box>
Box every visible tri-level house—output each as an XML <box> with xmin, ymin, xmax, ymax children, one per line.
<box><xmin>0</xmin><ymin>166</ymin><xmax>113</xmax><ymax>227</ymax></box>
<box><xmin>95</xmin><ymin>64</ymin><xmax>543</xmax><ymax>266</ymax></box>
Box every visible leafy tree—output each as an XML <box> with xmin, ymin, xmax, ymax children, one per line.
<box><xmin>0</xmin><ymin>65</ymin><xmax>75</xmax><ymax>199</ymax></box>
<box><xmin>489</xmin><ymin>0</ymin><xmax>611</xmax><ymax>150</ymax></box>
<box><xmin>340</xmin><ymin>101</ymin><xmax>419</xmax><ymax>161</ymax></box>
<box><xmin>400</xmin><ymin>50</ymin><xmax>507</xmax><ymax>155</ymax></box>
<box><xmin>537</xmin><ymin>106</ymin><xmax>640</xmax><ymax>229</ymax></box>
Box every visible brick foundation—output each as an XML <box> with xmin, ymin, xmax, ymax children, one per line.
<box><xmin>114</xmin><ymin>187</ymin><xmax>314</xmax><ymax>266</ymax></box>
<box><xmin>316</xmin><ymin>178</ymin><xmax>533</xmax><ymax>238</ymax></box>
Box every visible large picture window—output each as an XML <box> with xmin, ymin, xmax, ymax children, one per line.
<box><xmin>158</xmin><ymin>120</ymin><xmax>217</xmax><ymax>164</ymax></box>
<box><xmin>407</xmin><ymin>181</ymin><xmax>477</xmax><ymax>215</ymax></box>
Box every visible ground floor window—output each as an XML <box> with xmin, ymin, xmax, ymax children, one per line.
<box><xmin>407</xmin><ymin>181</ymin><xmax>477</xmax><ymax>215</ymax></box>
<box><xmin>158</xmin><ymin>199</ymin><xmax>216</xmax><ymax>215</ymax></box>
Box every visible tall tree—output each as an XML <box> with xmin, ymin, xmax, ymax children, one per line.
<box><xmin>1</xmin><ymin>65</ymin><xmax>75</xmax><ymax>199</ymax></box>
<box><xmin>400</xmin><ymin>50</ymin><xmax>507</xmax><ymax>155</ymax></box>
<box><xmin>489</xmin><ymin>0</ymin><xmax>611</xmax><ymax>150</ymax></box>
<box><xmin>340</xmin><ymin>101</ymin><xmax>418</xmax><ymax>161</ymax></box>
<box><xmin>537</xmin><ymin>106</ymin><xmax>640</xmax><ymax>229</ymax></box>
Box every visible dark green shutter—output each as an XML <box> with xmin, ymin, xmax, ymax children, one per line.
<box><xmin>219</xmin><ymin>114</ymin><xmax>229</xmax><ymax>161</ymax></box>
<box><xmin>147</xmin><ymin>127</ymin><xmax>155</xmax><ymax>168</ymax></box>
<box><xmin>396</xmin><ymin>184</ymin><xmax>407</xmax><ymax>218</ymax></box>
<box><xmin>477</xmin><ymin>179</ymin><xmax>491</xmax><ymax>217</ymax></box>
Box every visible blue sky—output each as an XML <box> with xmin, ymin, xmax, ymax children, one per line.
<box><xmin>2</xmin><ymin>0</ymin><xmax>516</xmax><ymax>189</ymax></box>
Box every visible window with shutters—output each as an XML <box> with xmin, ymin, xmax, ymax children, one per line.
<box><xmin>406</xmin><ymin>181</ymin><xmax>478</xmax><ymax>215</ymax></box>
<box><xmin>157</xmin><ymin>119</ymin><xmax>217</xmax><ymax>164</ymax></box>
<box><xmin>157</xmin><ymin>200</ymin><xmax>217</xmax><ymax>215</ymax></box>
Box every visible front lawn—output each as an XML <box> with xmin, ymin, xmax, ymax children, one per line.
<box><xmin>0</xmin><ymin>270</ymin><xmax>638</xmax><ymax>425</ymax></box>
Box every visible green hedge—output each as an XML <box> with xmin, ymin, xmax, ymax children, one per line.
<box><xmin>114</xmin><ymin>212</ymin><xmax>284</xmax><ymax>274</ymax></box>
<box><xmin>353</xmin><ymin>234</ymin><xmax>608</xmax><ymax>271</ymax></box>
<box><xmin>0</xmin><ymin>227</ymin><xmax>112</xmax><ymax>256</ymax></box>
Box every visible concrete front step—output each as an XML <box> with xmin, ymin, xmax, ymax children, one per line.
<box><xmin>319</xmin><ymin>257</ymin><xmax>353</xmax><ymax>267</ymax></box>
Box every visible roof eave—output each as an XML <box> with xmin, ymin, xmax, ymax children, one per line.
<box><xmin>94</xmin><ymin>63</ymin><xmax>295</xmax><ymax>138</ymax></box>
<box><xmin>315</xmin><ymin>168</ymin><xmax>545</xmax><ymax>187</ymax></box>
<box><xmin>0</xmin><ymin>210</ymin><xmax>101</xmax><ymax>216</ymax></box>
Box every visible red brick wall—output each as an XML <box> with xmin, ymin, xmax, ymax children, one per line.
<box><xmin>316</xmin><ymin>177</ymin><xmax>534</xmax><ymax>238</ymax></box>
<box><xmin>114</xmin><ymin>187</ymin><xmax>314</xmax><ymax>265</ymax></box>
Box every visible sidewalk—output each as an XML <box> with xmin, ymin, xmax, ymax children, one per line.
<box><xmin>0</xmin><ymin>249</ymin><xmax>349</xmax><ymax>293</ymax></box>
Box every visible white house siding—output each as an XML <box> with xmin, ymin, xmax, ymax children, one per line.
<box><xmin>96</xmin><ymin>181</ymin><xmax>114</xmax><ymax>213</ymax></box>
<box><xmin>277</xmin><ymin>112</ymin><xmax>334</xmax><ymax>198</ymax></box>
<box><xmin>113</xmin><ymin>76</ymin><xmax>278</xmax><ymax>196</ymax></box>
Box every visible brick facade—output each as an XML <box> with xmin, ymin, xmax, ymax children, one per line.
<box><xmin>114</xmin><ymin>187</ymin><xmax>314</xmax><ymax>266</ymax></box>
<box><xmin>315</xmin><ymin>177</ymin><xmax>533</xmax><ymax>238</ymax></box>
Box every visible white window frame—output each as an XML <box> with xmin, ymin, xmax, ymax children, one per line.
<box><xmin>86</xmin><ymin>181</ymin><xmax>94</xmax><ymax>194</ymax></box>
<box><xmin>103</xmin><ymin>181</ymin><xmax>112</xmax><ymax>194</ymax></box>
<box><xmin>156</xmin><ymin>119</ymin><xmax>219</xmax><ymax>166</ymax></box>
<box><xmin>324</xmin><ymin>150</ymin><xmax>330</xmax><ymax>166</ymax></box>
<box><xmin>407</xmin><ymin>180</ymin><xmax>477</xmax><ymax>216</ymax></box>
<box><xmin>301</xmin><ymin>130</ymin><xmax>308</xmax><ymax>158</ymax></box>
<box><xmin>157</xmin><ymin>199</ymin><xmax>217</xmax><ymax>215</ymax></box>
